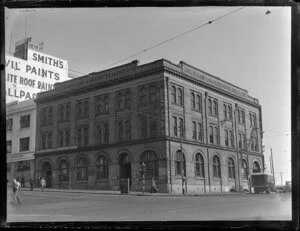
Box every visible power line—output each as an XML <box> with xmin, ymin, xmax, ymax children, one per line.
<box><xmin>101</xmin><ymin>7</ymin><xmax>245</xmax><ymax>70</ymax></box>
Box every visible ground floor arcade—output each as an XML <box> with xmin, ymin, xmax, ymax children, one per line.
<box><xmin>34</xmin><ymin>140</ymin><xmax>264</xmax><ymax>194</ymax></box>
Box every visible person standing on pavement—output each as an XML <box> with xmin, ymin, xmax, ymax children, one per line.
<box><xmin>151</xmin><ymin>178</ymin><xmax>159</xmax><ymax>193</ymax></box>
<box><xmin>13</xmin><ymin>178</ymin><xmax>21</xmax><ymax>204</ymax></box>
<box><xmin>41</xmin><ymin>177</ymin><xmax>46</xmax><ymax>192</ymax></box>
<box><xmin>29</xmin><ymin>178</ymin><xmax>34</xmax><ymax>191</ymax></box>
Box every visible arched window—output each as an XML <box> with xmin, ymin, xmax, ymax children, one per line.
<box><xmin>175</xmin><ymin>150</ymin><xmax>185</xmax><ymax>176</ymax></box>
<box><xmin>253</xmin><ymin>114</ymin><xmax>257</xmax><ymax>128</ymax></box>
<box><xmin>223</xmin><ymin>104</ymin><xmax>227</xmax><ymax>119</ymax></box>
<box><xmin>171</xmin><ymin>86</ymin><xmax>176</xmax><ymax>104</ymax></box>
<box><xmin>208</xmin><ymin>99</ymin><xmax>212</xmax><ymax>114</ymax></box>
<box><xmin>237</xmin><ymin>110</ymin><xmax>241</xmax><ymax>123</ymax></box>
<box><xmin>140</xmin><ymin>87</ymin><xmax>148</xmax><ymax>105</ymax></box>
<box><xmin>213</xmin><ymin>156</ymin><xmax>221</xmax><ymax>178</ymax></box>
<box><xmin>213</xmin><ymin>100</ymin><xmax>218</xmax><ymax>115</ymax></box>
<box><xmin>177</xmin><ymin>88</ymin><xmax>183</xmax><ymax>106</ymax></box>
<box><xmin>196</xmin><ymin>95</ymin><xmax>201</xmax><ymax>111</ymax></box>
<box><xmin>96</xmin><ymin>155</ymin><xmax>109</xmax><ymax>180</ymax></box>
<box><xmin>149</xmin><ymin>86</ymin><xmax>156</xmax><ymax>104</ymax></box>
<box><xmin>140</xmin><ymin>150</ymin><xmax>159</xmax><ymax>178</ymax></box>
<box><xmin>59</xmin><ymin>160</ymin><xmax>69</xmax><ymax>182</ymax></box>
<box><xmin>249</xmin><ymin>113</ymin><xmax>252</xmax><ymax>126</ymax></box>
<box><xmin>228</xmin><ymin>158</ymin><xmax>235</xmax><ymax>179</ymax></box>
<box><xmin>191</xmin><ymin>93</ymin><xmax>195</xmax><ymax>109</ymax></box>
<box><xmin>76</xmin><ymin>157</ymin><xmax>88</xmax><ymax>181</ymax></box>
<box><xmin>195</xmin><ymin>153</ymin><xmax>205</xmax><ymax>178</ymax></box>
<box><xmin>241</xmin><ymin>159</ymin><xmax>248</xmax><ymax>180</ymax></box>
<box><xmin>253</xmin><ymin>161</ymin><xmax>261</xmax><ymax>173</ymax></box>
<box><xmin>125</xmin><ymin>91</ymin><xmax>131</xmax><ymax>109</ymax></box>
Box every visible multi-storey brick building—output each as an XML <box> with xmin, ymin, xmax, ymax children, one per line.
<box><xmin>34</xmin><ymin>59</ymin><xmax>264</xmax><ymax>194</ymax></box>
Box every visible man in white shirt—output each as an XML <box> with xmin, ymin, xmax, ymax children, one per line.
<box><xmin>13</xmin><ymin>178</ymin><xmax>21</xmax><ymax>204</ymax></box>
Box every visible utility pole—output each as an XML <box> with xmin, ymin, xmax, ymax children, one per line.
<box><xmin>180</xmin><ymin>135</ymin><xmax>185</xmax><ymax>195</ymax></box>
<box><xmin>270</xmin><ymin>148</ymin><xmax>276</xmax><ymax>185</ymax></box>
<box><xmin>280</xmin><ymin>172</ymin><xmax>283</xmax><ymax>186</ymax></box>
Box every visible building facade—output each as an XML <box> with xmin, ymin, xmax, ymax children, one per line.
<box><xmin>34</xmin><ymin>59</ymin><xmax>264</xmax><ymax>194</ymax></box>
<box><xmin>6</xmin><ymin>100</ymin><xmax>36</xmax><ymax>184</ymax></box>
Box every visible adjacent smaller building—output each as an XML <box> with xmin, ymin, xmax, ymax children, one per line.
<box><xmin>6</xmin><ymin>100</ymin><xmax>36</xmax><ymax>184</ymax></box>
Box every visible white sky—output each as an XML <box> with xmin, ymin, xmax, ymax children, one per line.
<box><xmin>5</xmin><ymin>7</ymin><xmax>291</xmax><ymax>185</ymax></box>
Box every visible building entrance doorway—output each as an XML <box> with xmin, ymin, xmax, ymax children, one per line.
<box><xmin>119</xmin><ymin>153</ymin><xmax>131</xmax><ymax>188</ymax></box>
<box><xmin>41</xmin><ymin>162</ymin><xmax>52</xmax><ymax>188</ymax></box>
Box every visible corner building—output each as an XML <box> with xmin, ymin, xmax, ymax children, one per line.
<box><xmin>35</xmin><ymin>59</ymin><xmax>264</xmax><ymax>194</ymax></box>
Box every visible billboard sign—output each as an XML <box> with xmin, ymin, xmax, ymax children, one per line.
<box><xmin>5</xmin><ymin>49</ymin><xmax>69</xmax><ymax>103</ymax></box>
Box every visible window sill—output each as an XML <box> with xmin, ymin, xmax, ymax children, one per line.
<box><xmin>212</xmin><ymin>178</ymin><xmax>221</xmax><ymax>181</ymax></box>
<box><xmin>228</xmin><ymin>178</ymin><xmax>236</xmax><ymax>181</ymax></box>
<box><xmin>95</xmin><ymin>179</ymin><xmax>109</xmax><ymax>182</ymax></box>
<box><xmin>191</xmin><ymin>109</ymin><xmax>202</xmax><ymax>113</ymax></box>
<box><xmin>95</xmin><ymin>112</ymin><xmax>109</xmax><ymax>116</ymax></box>
<box><xmin>58</xmin><ymin>120</ymin><xmax>70</xmax><ymax>123</ymax></box>
<box><xmin>76</xmin><ymin>180</ymin><xmax>88</xmax><ymax>183</ymax></box>
<box><xmin>195</xmin><ymin>176</ymin><xmax>205</xmax><ymax>180</ymax></box>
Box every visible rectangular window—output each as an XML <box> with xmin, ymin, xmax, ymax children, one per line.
<box><xmin>47</xmin><ymin>132</ymin><xmax>53</xmax><ymax>149</ymax></box>
<box><xmin>20</xmin><ymin>137</ymin><xmax>30</xmax><ymax>152</ymax></box>
<box><xmin>150</xmin><ymin>118</ymin><xmax>157</xmax><ymax>137</ymax></box>
<box><xmin>84</xmin><ymin>127</ymin><xmax>89</xmax><ymax>145</ymax></box>
<box><xmin>173</xmin><ymin>117</ymin><xmax>177</xmax><ymax>137</ymax></box>
<box><xmin>96</xmin><ymin>124</ymin><xmax>103</xmax><ymax>144</ymax></box>
<box><xmin>6</xmin><ymin>119</ymin><xmax>13</xmax><ymax>132</ymax></box>
<box><xmin>179</xmin><ymin>118</ymin><xmax>184</xmax><ymax>138</ymax></box>
<box><xmin>66</xmin><ymin>103</ymin><xmax>71</xmax><ymax>120</ymax></box>
<box><xmin>103</xmin><ymin>123</ymin><xmax>109</xmax><ymax>144</ymax></box>
<box><xmin>76</xmin><ymin>99</ymin><xmax>89</xmax><ymax>119</ymax></box>
<box><xmin>95</xmin><ymin>95</ymin><xmax>103</xmax><ymax>114</ymax></box>
<box><xmin>65</xmin><ymin>130</ymin><xmax>70</xmax><ymax>146</ymax></box>
<box><xmin>58</xmin><ymin>129</ymin><xmax>70</xmax><ymax>147</ymax></box>
<box><xmin>198</xmin><ymin>123</ymin><xmax>203</xmax><ymax>141</ymax></box>
<box><xmin>214</xmin><ymin>127</ymin><xmax>218</xmax><ymax>144</ymax></box>
<box><xmin>141</xmin><ymin>117</ymin><xmax>147</xmax><ymax>138</ymax></box>
<box><xmin>58</xmin><ymin>103</ymin><xmax>71</xmax><ymax>122</ymax></box>
<box><xmin>20</xmin><ymin>115</ymin><xmax>30</xmax><ymax>128</ymax></box>
<box><xmin>238</xmin><ymin>133</ymin><xmax>242</xmax><ymax>148</ymax></box>
<box><xmin>59</xmin><ymin>131</ymin><xmax>64</xmax><ymax>147</ymax></box>
<box><xmin>41</xmin><ymin>107</ymin><xmax>53</xmax><ymax>125</ymax></box>
<box><xmin>7</xmin><ymin>140</ymin><xmax>12</xmax><ymax>153</ymax></box>
<box><xmin>209</xmin><ymin>126</ymin><xmax>214</xmax><ymax>143</ymax></box>
<box><xmin>192</xmin><ymin>122</ymin><xmax>197</xmax><ymax>140</ymax></box>
<box><xmin>125</xmin><ymin>120</ymin><xmax>131</xmax><ymax>140</ymax></box>
<box><xmin>77</xmin><ymin>126</ymin><xmax>89</xmax><ymax>146</ymax></box>
<box><xmin>242</xmin><ymin>134</ymin><xmax>246</xmax><ymax>150</ymax></box>
<box><xmin>118</xmin><ymin>122</ymin><xmax>123</xmax><ymax>140</ymax></box>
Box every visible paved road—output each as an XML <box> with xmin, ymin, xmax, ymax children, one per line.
<box><xmin>7</xmin><ymin>190</ymin><xmax>291</xmax><ymax>222</ymax></box>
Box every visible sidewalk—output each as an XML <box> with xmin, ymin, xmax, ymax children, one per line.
<box><xmin>17</xmin><ymin>187</ymin><xmax>248</xmax><ymax>197</ymax></box>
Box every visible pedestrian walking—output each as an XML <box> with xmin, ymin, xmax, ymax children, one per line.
<box><xmin>13</xmin><ymin>178</ymin><xmax>21</xmax><ymax>204</ymax></box>
<box><xmin>41</xmin><ymin>178</ymin><xmax>46</xmax><ymax>192</ymax></box>
<box><xmin>29</xmin><ymin>178</ymin><xmax>34</xmax><ymax>191</ymax></box>
<box><xmin>151</xmin><ymin>178</ymin><xmax>159</xmax><ymax>193</ymax></box>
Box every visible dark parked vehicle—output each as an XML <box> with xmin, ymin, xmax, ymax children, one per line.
<box><xmin>250</xmin><ymin>173</ymin><xmax>276</xmax><ymax>194</ymax></box>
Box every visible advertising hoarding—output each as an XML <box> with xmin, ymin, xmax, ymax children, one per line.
<box><xmin>5</xmin><ymin>49</ymin><xmax>69</xmax><ymax>103</ymax></box>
